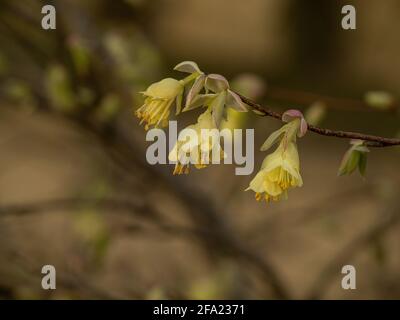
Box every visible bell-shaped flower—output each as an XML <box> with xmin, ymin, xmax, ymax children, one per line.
<box><xmin>136</xmin><ymin>78</ymin><xmax>184</xmax><ymax>130</ymax></box>
<box><xmin>247</xmin><ymin>141</ymin><xmax>303</xmax><ymax>202</ymax></box>
<box><xmin>247</xmin><ymin>110</ymin><xmax>307</xmax><ymax>203</ymax></box>
<box><xmin>168</xmin><ymin>110</ymin><xmax>225</xmax><ymax>175</ymax></box>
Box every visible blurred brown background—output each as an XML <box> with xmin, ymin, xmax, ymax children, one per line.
<box><xmin>0</xmin><ymin>0</ymin><xmax>399</xmax><ymax>299</ymax></box>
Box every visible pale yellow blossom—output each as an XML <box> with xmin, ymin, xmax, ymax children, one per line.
<box><xmin>136</xmin><ymin>78</ymin><xmax>183</xmax><ymax>130</ymax></box>
<box><xmin>247</xmin><ymin>141</ymin><xmax>303</xmax><ymax>202</ymax></box>
<box><xmin>168</xmin><ymin>110</ymin><xmax>225</xmax><ymax>175</ymax></box>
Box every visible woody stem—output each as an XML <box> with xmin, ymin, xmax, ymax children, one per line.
<box><xmin>236</xmin><ymin>93</ymin><xmax>400</xmax><ymax>148</ymax></box>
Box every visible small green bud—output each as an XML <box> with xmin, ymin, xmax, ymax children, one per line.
<box><xmin>338</xmin><ymin>140</ymin><xmax>370</xmax><ymax>177</ymax></box>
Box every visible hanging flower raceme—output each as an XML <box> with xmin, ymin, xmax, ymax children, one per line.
<box><xmin>168</xmin><ymin>74</ymin><xmax>247</xmax><ymax>175</ymax></box>
<box><xmin>135</xmin><ymin>61</ymin><xmax>249</xmax><ymax>175</ymax></box>
<box><xmin>168</xmin><ymin>109</ymin><xmax>225</xmax><ymax>175</ymax></box>
<box><xmin>133</xmin><ymin>60</ymin><xmax>384</xmax><ymax>204</ymax></box>
<box><xmin>247</xmin><ymin>110</ymin><xmax>307</xmax><ymax>203</ymax></box>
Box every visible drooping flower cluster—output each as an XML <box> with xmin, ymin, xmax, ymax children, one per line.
<box><xmin>135</xmin><ymin>61</ymin><xmax>247</xmax><ymax>174</ymax></box>
<box><xmin>135</xmin><ymin>62</ymin><xmax>248</xmax><ymax>130</ymax></box>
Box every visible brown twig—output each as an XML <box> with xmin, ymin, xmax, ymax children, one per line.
<box><xmin>0</xmin><ymin>197</ymin><xmax>150</xmax><ymax>218</ymax></box>
<box><xmin>237</xmin><ymin>93</ymin><xmax>400</xmax><ymax>148</ymax></box>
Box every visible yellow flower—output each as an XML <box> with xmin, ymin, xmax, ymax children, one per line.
<box><xmin>169</xmin><ymin>110</ymin><xmax>225</xmax><ymax>175</ymax></box>
<box><xmin>247</xmin><ymin>141</ymin><xmax>303</xmax><ymax>202</ymax></box>
<box><xmin>136</xmin><ymin>78</ymin><xmax>183</xmax><ymax>130</ymax></box>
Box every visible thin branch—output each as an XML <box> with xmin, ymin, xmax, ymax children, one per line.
<box><xmin>0</xmin><ymin>197</ymin><xmax>150</xmax><ymax>217</ymax></box>
<box><xmin>0</xmin><ymin>197</ymin><xmax>212</xmax><ymax>239</ymax></box>
<box><xmin>237</xmin><ymin>93</ymin><xmax>400</xmax><ymax>147</ymax></box>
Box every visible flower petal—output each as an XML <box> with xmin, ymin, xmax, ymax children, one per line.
<box><xmin>226</xmin><ymin>90</ymin><xmax>247</xmax><ymax>112</ymax></box>
<box><xmin>260</xmin><ymin>125</ymin><xmax>288</xmax><ymax>152</ymax></box>
<box><xmin>358</xmin><ymin>152</ymin><xmax>368</xmax><ymax>177</ymax></box>
<box><xmin>282</xmin><ymin>109</ymin><xmax>304</xmax><ymax>122</ymax></box>
<box><xmin>263</xmin><ymin>179</ymin><xmax>282</xmax><ymax>197</ymax></box>
<box><xmin>338</xmin><ymin>148</ymin><xmax>360</xmax><ymax>176</ymax></box>
<box><xmin>174</xmin><ymin>61</ymin><xmax>201</xmax><ymax>73</ymax></box>
<box><xmin>353</xmin><ymin>145</ymin><xmax>370</xmax><ymax>153</ymax></box>
<box><xmin>210</xmin><ymin>92</ymin><xmax>226</xmax><ymax>128</ymax></box>
<box><xmin>175</xmin><ymin>91</ymin><xmax>183</xmax><ymax>115</ymax></box>
<box><xmin>299</xmin><ymin>118</ymin><xmax>308</xmax><ymax>137</ymax></box>
<box><xmin>185</xmin><ymin>74</ymin><xmax>206</xmax><ymax>108</ymax></box>
<box><xmin>143</xmin><ymin>78</ymin><xmax>183</xmax><ymax>99</ymax></box>
<box><xmin>205</xmin><ymin>74</ymin><xmax>229</xmax><ymax>93</ymax></box>
<box><xmin>282</xmin><ymin>109</ymin><xmax>308</xmax><ymax>137</ymax></box>
<box><xmin>183</xmin><ymin>94</ymin><xmax>216</xmax><ymax>112</ymax></box>
<box><xmin>246</xmin><ymin>170</ymin><xmax>267</xmax><ymax>192</ymax></box>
